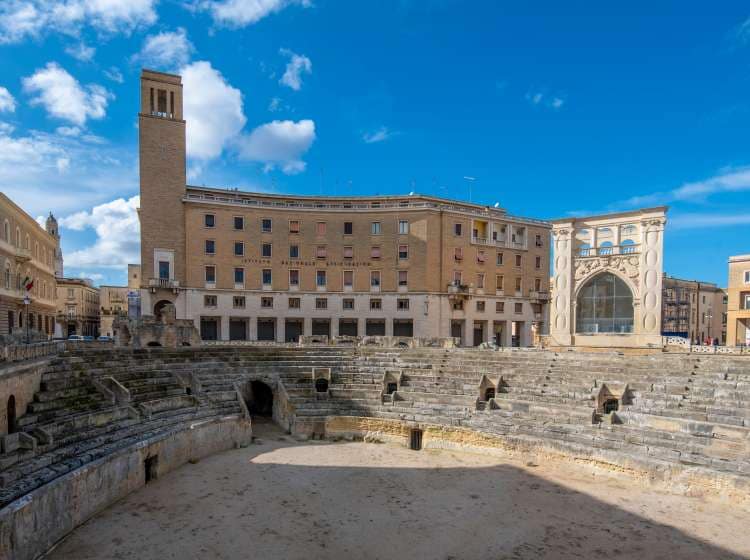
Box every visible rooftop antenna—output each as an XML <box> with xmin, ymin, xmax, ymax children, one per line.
<box><xmin>463</xmin><ymin>176</ymin><xmax>476</xmax><ymax>202</ymax></box>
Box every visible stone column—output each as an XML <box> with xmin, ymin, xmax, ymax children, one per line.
<box><xmin>550</xmin><ymin>224</ymin><xmax>574</xmax><ymax>346</ymax></box>
<box><xmin>638</xmin><ymin>216</ymin><xmax>666</xmax><ymax>346</ymax></box>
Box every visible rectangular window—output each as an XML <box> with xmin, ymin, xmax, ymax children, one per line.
<box><xmin>744</xmin><ymin>270</ymin><xmax>750</xmax><ymax>283</ymax></box>
<box><xmin>205</xmin><ymin>266</ymin><xmax>216</xmax><ymax>283</ymax></box>
<box><xmin>204</xmin><ymin>295</ymin><xmax>217</xmax><ymax>307</ymax></box>
<box><xmin>289</xmin><ymin>269</ymin><xmax>299</xmax><ymax>286</ymax></box>
<box><xmin>262</xmin><ymin>269</ymin><xmax>272</xmax><ymax>285</ymax></box>
<box><xmin>261</xmin><ymin>297</ymin><xmax>273</xmax><ymax>308</ymax></box>
<box><xmin>371</xmin><ymin>222</ymin><xmax>381</xmax><ymax>235</ymax></box>
<box><xmin>316</xmin><ymin>246</ymin><xmax>327</xmax><ymax>259</ymax></box>
<box><xmin>158</xmin><ymin>261</ymin><xmax>170</xmax><ymax>280</ymax></box>
<box><xmin>234</xmin><ymin>216</ymin><xmax>244</xmax><ymax>230</ymax></box>
<box><xmin>316</xmin><ymin>222</ymin><xmax>327</xmax><ymax>236</ymax></box>
<box><xmin>515</xmin><ymin>302</ymin><xmax>523</xmax><ymax>314</ymax></box>
<box><xmin>515</xmin><ymin>277</ymin><xmax>522</xmax><ymax>291</ymax></box>
<box><xmin>477</xmin><ymin>273</ymin><xmax>485</xmax><ymax>289</ymax></box>
<box><xmin>289</xmin><ymin>245</ymin><xmax>299</xmax><ymax>258</ymax></box>
<box><xmin>371</xmin><ymin>270</ymin><xmax>381</xmax><ymax>287</ymax></box>
<box><xmin>205</xmin><ymin>240</ymin><xmax>215</xmax><ymax>254</ymax></box>
<box><xmin>398</xmin><ymin>244</ymin><xmax>408</xmax><ymax>259</ymax></box>
<box><xmin>234</xmin><ymin>242</ymin><xmax>244</xmax><ymax>256</ymax></box>
<box><xmin>454</xmin><ymin>223</ymin><xmax>462</xmax><ymax>236</ymax></box>
<box><xmin>371</xmin><ymin>246</ymin><xmax>381</xmax><ymax>259</ymax></box>
<box><xmin>496</xmin><ymin>252</ymin><xmax>504</xmax><ymax>266</ymax></box>
<box><xmin>496</xmin><ymin>301</ymin><xmax>505</xmax><ymax>313</ymax></box>
<box><xmin>476</xmin><ymin>300</ymin><xmax>485</xmax><ymax>312</ymax></box>
<box><xmin>397</xmin><ymin>298</ymin><xmax>409</xmax><ymax>310</ymax></box>
<box><xmin>534</xmin><ymin>278</ymin><xmax>541</xmax><ymax>291</ymax></box>
<box><xmin>343</xmin><ymin>270</ymin><xmax>354</xmax><ymax>287</ymax></box>
<box><xmin>535</xmin><ymin>256</ymin><xmax>542</xmax><ymax>269</ymax></box>
<box><xmin>317</xmin><ymin>270</ymin><xmax>327</xmax><ymax>287</ymax></box>
<box><xmin>261</xmin><ymin>218</ymin><xmax>272</xmax><ymax>233</ymax></box>
<box><xmin>343</xmin><ymin>246</ymin><xmax>354</xmax><ymax>259</ymax></box>
<box><xmin>233</xmin><ymin>296</ymin><xmax>245</xmax><ymax>309</ymax></box>
<box><xmin>399</xmin><ymin>220</ymin><xmax>409</xmax><ymax>234</ymax></box>
<box><xmin>289</xmin><ymin>220</ymin><xmax>300</xmax><ymax>233</ymax></box>
<box><xmin>234</xmin><ymin>267</ymin><xmax>244</xmax><ymax>284</ymax></box>
<box><xmin>398</xmin><ymin>270</ymin><xmax>408</xmax><ymax>287</ymax></box>
<box><xmin>515</xmin><ymin>254</ymin><xmax>522</xmax><ymax>267</ymax></box>
<box><xmin>344</xmin><ymin>221</ymin><xmax>353</xmax><ymax>235</ymax></box>
<box><xmin>315</xmin><ymin>298</ymin><xmax>327</xmax><ymax>310</ymax></box>
<box><xmin>453</xmin><ymin>271</ymin><xmax>462</xmax><ymax>284</ymax></box>
<box><xmin>343</xmin><ymin>298</ymin><xmax>354</xmax><ymax>310</ymax></box>
<box><xmin>496</xmin><ymin>275</ymin><xmax>504</xmax><ymax>290</ymax></box>
<box><xmin>204</xmin><ymin>214</ymin><xmax>215</xmax><ymax>228</ymax></box>
<box><xmin>370</xmin><ymin>298</ymin><xmax>382</xmax><ymax>310</ymax></box>
<box><xmin>454</xmin><ymin>247</ymin><xmax>463</xmax><ymax>261</ymax></box>
<box><xmin>535</xmin><ymin>234</ymin><xmax>543</xmax><ymax>247</ymax></box>
<box><xmin>288</xmin><ymin>297</ymin><xmax>300</xmax><ymax>309</ymax></box>
<box><xmin>261</xmin><ymin>243</ymin><xmax>272</xmax><ymax>258</ymax></box>
<box><xmin>477</xmin><ymin>250</ymin><xmax>486</xmax><ymax>264</ymax></box>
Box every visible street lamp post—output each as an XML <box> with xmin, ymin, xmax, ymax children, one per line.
<box><xmin>23</xmin><ymin>294</ymin><xmax>30</xmax><ymax>344</ymax></box>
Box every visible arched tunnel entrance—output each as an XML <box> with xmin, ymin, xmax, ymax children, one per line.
<box><xmin>247</xmin><ymin>381</ymin><xmax>274</xmax><ymax>417</ymax></box>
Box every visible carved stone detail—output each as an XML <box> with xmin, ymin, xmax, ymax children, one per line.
<box><xmin>573</xmin><ymin>255</ymin><xmax>640</xmax><ymax>286</ymax></box>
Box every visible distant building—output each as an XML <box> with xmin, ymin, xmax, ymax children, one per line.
<box><xmin>726</xmin><ymin>255</ymin><xmax>750</xmax><ymax>346</ymax></box>
<box><xmin>127</xmin><ymin>264</ymin><xmax>142</xmax><ymax>319</ymax></box>
<box><xmin>549</xmin><ymin>207</ymin><xmax>667</xmax><ymax>348</ymax></box>
<box><xmin>0</xmin><ymin>193</ymin><xmax>59</xmax><ymax>337</ymax></box>
<box><xmin>56</xmin><ymin>278</ymin><xmax>100</xmax><ymax>337</ymax></box>
<box><xmin>45</xmin><ymin>213</ymin><xmax>64</xmax><ymax>278</ymax></box>
<box><xmin>661</xmin><ymin>274</ymin><xmax>726</xmax><ymax>344</ymax></box>
<box><xmin>99</xmin><ymin>285</ymin><xmax>129</xmax><ymax>337</ymax></box>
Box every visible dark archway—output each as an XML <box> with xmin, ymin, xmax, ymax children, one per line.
<box><xmin>248</xmin><ymin>381</ymin><xmax>273</xmax><ymax>417</ymax></box>
<box><xmin>576</xmin><ymin>272</ymin><xmax>634</xmax><ymax>334</ymax></box>
<box><xmin>7</xmin><ymin>395</ymin><xmax>16</xmax><ymax>434</ymax></box>
<box><xmin>315</xmin><ymin>378</ymin><xmax>329</xmax><ymax>393</ymax></box>
<box><xmin>603</xmin><ymin>399</ymin><xmax>619</xmax><ymax>414</ymax></box>
<box><xmin>484</xmin><ymin>388</ymin><xmax>496</xmax><ymax>401</ymax></box>
<box><xmin>153</xmin><ymin>300</ymin><xmax>172</xmax><ymax>320</ymax></box>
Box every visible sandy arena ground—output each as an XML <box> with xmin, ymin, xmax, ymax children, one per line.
<box><xmin>47</xmin><ymin>423</ymin><xmax>750</xmax><ymax>560</ymax></box>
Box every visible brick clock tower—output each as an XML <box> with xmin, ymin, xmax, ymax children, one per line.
<box><xmin>138</xmin><ymin>69</ymin><xmax>187</xmax><ymax>316</ymax></box>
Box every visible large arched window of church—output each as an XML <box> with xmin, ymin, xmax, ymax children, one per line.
<box><xmin>576</xmin><ymin>272</ymin><xmax>634</xmax><ymax>334</ymax></box>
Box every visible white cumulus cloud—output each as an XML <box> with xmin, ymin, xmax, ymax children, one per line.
<box><xmin>60</xmin><ymin>195</ymin><xmax>140</xmax><ymax>269</ymax></box>
<box><xmin>64</xmin><ymin>41</ymin><xmax>96</xmax><ymax>62</ymax></box>
<box><xmin>279</xmin><ymin>48</ymin><xmax>311</xmax><ymax>91</ymax></box>
<box><xmin>180</xmin><ymin>60</ymin><xmax>246</xmax><ymax>160</ymax></box>
<box><xmin>134</xmin><ymin>28</ymin><xmax>194</xmax><ymax>69</ymax></box>
<box><xmin>0</xmin><ymin>0</ymin><xmax>158</xmax><ymax>44</ymax></box>
<box><xmin>238</xmin><ymin>119</ymin><xmax>315</xmax><ymax>174</ymax></box>
<box><xmin>22</xmin><ymin>62</ymin><xmax>112</xmax><ymax>126</ymax></box>
<box><xmin>192</xmin><ymin>0</ymin><xmax>311</xmax><ymax>28</ymax></box>
<box><xmin>0</xmin><ymin>87</ymin><xmax>16</xmax><ymax>112</ymax></box>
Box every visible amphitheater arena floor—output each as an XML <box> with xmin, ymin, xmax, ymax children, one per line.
<box><xmin>46</xmin><ymin>423</ymin><xmax>750</xmax><ymax>560</ymax></box>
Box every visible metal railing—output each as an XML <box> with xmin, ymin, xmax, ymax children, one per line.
<box><xmin>578</xmin><ymin>244</ymin><xmax>641</xmax><ymax>257</ymax></box>
<box><xmin>148</xmin><ymin>278</ymin><xmax>180</xmax><ymax>289</ymax></box>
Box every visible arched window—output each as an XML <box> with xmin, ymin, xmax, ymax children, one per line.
<box><xmin>620</xmin><ymin>239</ymin><xmax>636</xmax><ymax>254</ymax></box>
<box><xmin>576</xmin><ymin>272</ymin><xmax>633</xmax><ymax>334</ymax></box>
<box><xmin>3</xmin><ymin>220</ymin><xmax>8</xmax><ymax>242</ymax></box>
<box><xmin>599</xmin><ymin>241</ymin><xmax>613</xmax><ymax>255</ymax></box>
<box><xmin>578</xmin><ymin>243</ymin><xmax>591</xmax><ymax>257</ymax></box>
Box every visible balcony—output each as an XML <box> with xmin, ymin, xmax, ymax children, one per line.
<box><xmin>529</xmin><ymin>290</ymin><xmax>550</xmax><ymax>302</ymax></box>
<box><xmin>578</xmin><ymin>244</ymin><xmax>641</xmax><ymax>258</ymax></box>
<box><xmin>447</xmin><ymin>282</ymin><xmax>473</xmax><ymax>299</ymax></box>
<box><xmin>148</xmin><ymin>278</ymin><xmax>180</xmax><ymax>293</ymax></box>
<box><xmin>14</xmin><ymin>247</ymin><xmax>32</xmax><ymax>262</ymax></box>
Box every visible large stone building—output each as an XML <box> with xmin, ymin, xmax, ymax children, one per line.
<box><xmin>549</xmin><ymin>207</ymin><xmax>667</xmax><ymax>348</ymax></box>
<box><xmin>55</xmin><ymin>278</ymin><xmax>100</xmax><ymax>337</ymax></box>
<box><xmin>726</xmin><ymin>254</ymin><xmax>750</xmax><ymax>347</ymax></box>
<box><xmin>138</xmin><ymin>69</ymin><xmax>551</xmax><ymax>345</ymax></box>
<box><xmin>661</xmin><ymin>274</ymin><xmax>726</xmax><ymax>344</ymax></box>
<box><xmin>0</xmin><ymin>193</ymin><xmax>59</xmax><ymax>338</ymax></box>
<box><xmin>99</xmin><ymin>285</ymin><xmax>129</xmax><ymax>337</ymax></box>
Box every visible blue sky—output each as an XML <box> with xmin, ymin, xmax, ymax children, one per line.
<box><xmin>0</xmin><ymin>1</ymin><xmax>748</xmax><ymax>286</ymax></box>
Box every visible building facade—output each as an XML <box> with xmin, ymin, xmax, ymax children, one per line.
<box><xmin>0</xmin><ymin>194</ymin><xmax>59</xmax><ymax>338</ymax></box>
<box><xmin>726</xmin><ymin>254</ymin><xmax>750</xmax><ymax>347</ymax></box>
<box><xmin>99</xmin><ymin>285</ymin><xmax>129</xmax><ymax>337</ymax></box>
<box><xmin>56</xmin><ymin>278</ymin><xmax>100</xmax><ymax>337</ymax></box>
<box><xmin>549</xmin><ymin>208</ymin><xmax>667</xmax><ymax>348</ymax></box>
<box><xmin>661</xmin><ymin>275</ymin><xmax>727</xmax><ymax>344</ymax></box>
<box><xmin>138</xmin><ymin>69</ymin><xmax>551</xmax><ymax>345</ymax></box>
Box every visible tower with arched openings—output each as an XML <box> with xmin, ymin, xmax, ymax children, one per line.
<box><xmin>549</xmin><ymin>207</ymin><xmax>667</xmax><ymax>348</ymax></box>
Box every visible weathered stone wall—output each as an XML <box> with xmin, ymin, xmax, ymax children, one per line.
<box><xmin>0</xmin><ymin>359</ymin><xmax>48</xmax><ymax>435</ymax></box>
<box><xmin>0</xmin><ymin>415</ymin><xmax>251</xmax><ymax>560</ymax></box>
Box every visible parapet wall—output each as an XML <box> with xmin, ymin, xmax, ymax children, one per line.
<box><xmin>0</xmin><ymin>415</ymin><xmax>251</xmax><ymax>560</ymax></box>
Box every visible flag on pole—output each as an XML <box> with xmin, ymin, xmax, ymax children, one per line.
<box><xmin>22</xmin><ymin>276</ymin><xmax>33</xmax><ymax>291</ymax></box>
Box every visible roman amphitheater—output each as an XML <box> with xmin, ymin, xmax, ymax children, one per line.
<box><xmin>0</xmin><ymin>339</ymin><xmax>748</xmax><ymax>560</ymax></box>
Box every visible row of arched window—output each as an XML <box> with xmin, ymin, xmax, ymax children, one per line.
<box><xmin>2</xmin><ymin>260</ymin><xmax>53</xmax><ymax>300</ymax></box>
<box><xmin>2</xmin><ymin>218</ymin><xmax>55</xmax><ymax>268</ymax></box>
